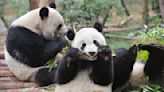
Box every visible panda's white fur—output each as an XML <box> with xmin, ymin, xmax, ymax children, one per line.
<box><xmin>55</xmin><ymin>26</ymin><xmax>113</xmax><ymax>92</ymax></box>
<box><xmin>5</xmin><ymin>6</ymin><xmax>68</xmax><ymax>86</ymax></box>
<box><xmin>4</xmin><ymin>47</ymin><xmax>41</xmax><ymax>81</ymax></box>
<box><xmin>55</xmin><ymin>71</ymin><xmax>112</xmax><ymax>92</ymax></box>
<box><xmin>113</xmin><ymin>44</ymin><xmax>164</xmax><ymax>91</ymax></box>
<box><xmin>11</xmin><ymin>7</ymin><xmax>67</xmax><ymax>40</ymax></box>
<box><xmin>129</xmin><ymin>62</ymin><xmax>145</xmax><ymax>86</ymax></box>
<box><xmin>72</xmin><ymin>28</ymin><xmax>106</xmax><ymax>61</ymax></box>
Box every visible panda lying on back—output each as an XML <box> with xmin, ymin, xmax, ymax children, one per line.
<box><xmin>55</xmin><ymin>23</ymin><xmax>114</xmax><ymax>92</ymax></box>
<box><xmin>112</xmin><ymin>44</ymin><xmax>164</xmax><ymax>91</ymax></box>
<box><xmin>5</xmin><ymin>3</ymin><xmax>68</xmax><ymax>86</ymax></box>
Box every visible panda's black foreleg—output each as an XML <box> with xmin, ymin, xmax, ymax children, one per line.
<box><xmin>55</xmin><ymin>48</ymin><xmax>79</xmax><ymax>84</ymax></box>
<box><xmin>35</xmin><ymin>68</ymin><xmax>56</xmax><ymax>86</ymax></box>
<box><xmin>112</xmin><ymin>45</ymin><xmax>137</xmax><ymax>90</ymax></box>
<box><xmin>90</xmin><ymin>46</ymin><xmax>114</xmax><ymax>86</ymax></box>
<box><xmin>6</xmin><ymin>28</ymin><xmax>68</xmax><ymax>67</ymax></box>
<box><xmin>43</xmin><ymin>36</ymin><xmax>68</xmax><ymax>60</ymax></box>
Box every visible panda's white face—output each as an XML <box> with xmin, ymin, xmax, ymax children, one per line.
<box><xmin>72</xmin><ymin>28</ymin><xmax>106</xmax><ymax>61</ymax></box>
<box><xmin>39</xmin><ymin>7</ymin><xmax>68</xmax><ymax>40</ymax></box>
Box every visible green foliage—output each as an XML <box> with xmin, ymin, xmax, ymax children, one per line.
<box><xmin>61</xmin><ymin>46</ymin><xmax>69</xmax><ymax>53</ymax></box>
<box><xmin>151</xmin><ymin>0</ymin><xmax>160</xmax><ymax>14</ymax></box>
<box><xmin>8</xmin><ymin>0</ymin><xmax>29</xmax><ymax>17</ymax></box>
<box><xmin>57</xmin><ymin>0</ymin><xmax>123</xmax><ymax>27</ymax></box>
<box><xmin>130</xmin><ymin>76</ymin><xmax>164</xmax><ymax>92</ymax></box>
<box><xmin>129</xmin><ymin>26</ymin><xmax>164</xmax><ymax>44</ymax></box>
<box><xmin>137</xmin><ymin>50</ymin><xmax>149</xmax><ymax>62</ymax></box>
<box><xmin>107</xmin><ymin>38</ymin><xmax>132</xmax><ymax>51</ymax></box>
<box><xmin>45</xmin><ymin>47</ymin><xmax>69</xmax><ymax>71</ymax></box>
<box><xmin>131</xmin><ymin>84</ymin><xmax>164</xmax><ymax>92</ymax></box>
<box><xmin>45</xmin><ymin>60</ymin><xmax>58</xmax><ymax>71</ymax></box>
<box><xmin>149</xmin><ymin>15</ymin><xmax>163</xmax><ymax>24</ymax></box>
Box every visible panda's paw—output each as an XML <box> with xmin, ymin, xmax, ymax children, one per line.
<box><xmin>57</xmin><ymin>36</ymin><xmax>68</xmax><ymax>46</ymax></box>
<box><xmin>98</xmin><ymin>46</ymin><xmax>112</xmax><ymax>60</ymax></box>
<box><xmin>65</xmin><ymin>48</ymin><xmax>79</xmax><ymax>60</ymax></box>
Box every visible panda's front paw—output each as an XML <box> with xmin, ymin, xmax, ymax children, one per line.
<box><xmin>57</xmin><ymin>36</ymin><xmax>68</xmax><ymax>46</ymax></box>
<box><xmin>98</xmin><ymin>46</ymin><xmax>112</xmax><ymax>60</ymax></box>
<box><xmin>65</xmin><ymin>48</ymin><xmax>79</xmax><ymax>61</ymax></box>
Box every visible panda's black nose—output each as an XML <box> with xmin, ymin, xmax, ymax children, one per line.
<box><xmin>89</xmin><ymin>52</ymin><xmax>96</xmax><ymax>56</ymax></box>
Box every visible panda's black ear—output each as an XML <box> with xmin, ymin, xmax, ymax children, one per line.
<box><xmin>49</xmin><ymin>3</ymin><xmax>56</xmax><ymax>9</ymax></box>
<box><xmin>39</xmin><ymin>7</ymin><xmax>49</xmax><ymax>20</ymax></box>
<box><xmin>67</xmin><ymin>29</ymin><xmax>75</xmax><ymax>41</ymax></box>
<box><xmin>94</xmin><ymin>22</ymin><xmax>103</xmax><ymax>32</ymax></box>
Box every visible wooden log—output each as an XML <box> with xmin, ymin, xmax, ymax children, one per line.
<box><xmin>104</xmin><ymin>24</ymin><xmax>157</xmax><ymax>32</ymax></box>
<box><xmin>105</xmin><ymin>34</ymin><xmax>140</xmax><ymax>40</ymax></box>
<box><xmin>0</xmin><ymin>52</ymin><xmax>4</xmax><ymax>59</ymax></box>
<box><xmin>0</xmin><ymin>32</ymin><xmax>7</xmax><ymax>36</ymax></box>
<box><xmin>0</xmin><ymin>81</ymin><xmax>38</xmax><ymax>89</ymax></box>
<box><xmin>0</xmin><ymin>66</ymin><xmax>9</xmax><ymax>70</ymax></box>
<box><xmin>0</xmin><ymin>77</ymin><xmax>18</xmax><ymax>82</ymax></box>
<box><xmin>0</xmin><ymin>88</ymin><xmax>49</xmax><ymax>92</ymax></box>
<box><xmin>0</xmin><ymin>59</ymin><xmax>7</xmax><ymax>66</ymax></box>
<box><xmin>0</xmin><ymin>70</ymin><xmax>15</xmax><ymax>77</ymax></box>
<box><xmin>104</xmin><ymin>27</ymin><xmax>143</xmax><ymax>32</ymax></box>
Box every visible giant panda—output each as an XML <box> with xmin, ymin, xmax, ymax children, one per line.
<box><xmin>55</xmin><ymin>22</ymin><xmax>114</xmax><ymax>92</ymax></box>
<box><xmin>112</xmin><ymin>44</ymin><xmax>164</xmax><ymax>91</ymax></box>
<box><xmin>4</xmin><ymin>3</ymin><xmax>68</xmax><ymax>86</ymax></box>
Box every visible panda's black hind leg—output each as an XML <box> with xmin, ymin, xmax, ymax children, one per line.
<box><xmin>35</xmin><ymin>68</ymin><xmax>56</xmax><ymax>86</ymax></box>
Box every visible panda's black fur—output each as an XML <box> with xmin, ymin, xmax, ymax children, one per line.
<box><xmin>140</xmin><ymin>44</ymin><xmax>164</xmax><ymax>86</ymax></box>
<box><xmin>6</xmin><ymin>27</ymin><xmax>66</xmax><ymax>67</ymax></box>
<box><xmin>5</xmin><ymin>3</ymin><xmax>68</xmax><ymax>86</ymax></box>
<box><xmin>55</xmin><ymin>23</ymin><xmax>113</xmax><ymax>92</ymax></box>
<box><xmin>56</xmin><ymin>47</ymin><xmax>113</xmax><ymax>85</ymax></box>
<box><xmin>112</xmin><ymin>44</ymin><xmax>164</xmax><ymax>91</ymax></box>
<box><xmin>112</xmin><ymin>45</ymin><xmax>138</xmax><ymax>90</ymax></box>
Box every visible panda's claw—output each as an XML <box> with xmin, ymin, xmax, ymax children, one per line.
<box><xmin>98</xmin><ymin>46</ymin><xmax>112</xmax><ymax>60</ymax></box>
<box><xmin>98</xmin><ymin>46</ymin><xmax>112</xmax><ymax>54</ymax></box>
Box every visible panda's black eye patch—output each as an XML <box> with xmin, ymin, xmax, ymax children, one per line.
<box><xmin>81</xmin><ymin>43</ymin><xmax>86</xmax><ymax>50</ymax></box>
<box><xmin>93</xmin><ymin>40</ymin><xmax>100</xmax><ymax>47</ymax></box>
<box><xmin>57</xmin><ymin>24</ymin><xmax>63</xmax><ymax>30</ymax></box>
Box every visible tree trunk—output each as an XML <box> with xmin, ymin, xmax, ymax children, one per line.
<box><xmin>39</xmin><ymin>0</ymin><xmax>46</xmax><ymax>7</ymax></box>
<box><xmin>29</xmin><ymin>0</ymin><xmax>39</xmax><ymax>10</ymax></box>
<box><xmin>121</xmin><ymin>0</ymin><xmax>130</xmax><ymax>16</ymax></box>
<box><xmin>143</xmin><ymin>0</ymin><xmax>149</xmax><ymax>25</ymax></box>
<box><xmin>159</xmin><ymin>0</ymin><xmax>164</xmax><ymax>20</ymax></box>
<box><xmin>49</xmin><ymin>0</ymin><xmax>56</xmax><ymax>4</ymax></box>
